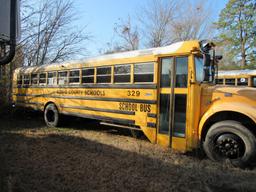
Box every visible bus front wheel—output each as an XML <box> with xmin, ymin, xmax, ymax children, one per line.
<box><xmin>44</xmin><ymin>104</ymin><xmax>60</xmax><ymax>127</ymax></box>
<box><xmin>203</xmin><ymin>120</ymin><xmax>256</xmax><ymax>168</ymax></box>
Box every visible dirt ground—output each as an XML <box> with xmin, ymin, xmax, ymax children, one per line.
<box><xmin>0</xmin><ymin>108</ymin><xmax>256</xmax><ymax>192</ymax></box>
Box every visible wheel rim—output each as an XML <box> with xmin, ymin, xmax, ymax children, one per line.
<box><xmin>46</xmin><ymin>110</ymin><xmax>55</xmax><ymax>123</ymax></box>
<box><xmin>214</xmin><ymin>133</ymin><xmax>245</xmax><ymax>159</ymax></box>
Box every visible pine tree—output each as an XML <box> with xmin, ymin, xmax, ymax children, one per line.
<box><xmin>215</xmin><ymin>0</ymin><xmax>256</xmax><ymax>69</ymax></box>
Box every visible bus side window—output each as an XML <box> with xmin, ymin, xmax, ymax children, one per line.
<box><xmin>48</xmin><ymin>72</ymin><xmax>57</xmax><ymax>85</ymax></box>
<box><xmin>175</xmin><ymin>57</ymin><xmax>188</xmax><ymax>88</ymax></box>
<box><xmin>31</xmin><ymin>74</ymin><xmax>38</xmax><ymax>85</ymax></box>
<box><xmin>237</xmin><ymin>78</ymin><xmax>248</xmax><ymax>86</ymax></box>
<box><xmin>82</xmin><ymin>68</ymin><xmax>94</xmax><ymax>83</ymax></box>
<box><xmin>97</xmin><ymin>67</ymin><xmax>111</xmax><ymax>83</ymax></box>
<box><xmin>39</xmin><ymin>73</ymin><xmax>46</xmax><ymax>85</ymax></box>
<box><xmin>134</xmin><ymin>62</ymin><xmax>154</xmax><ymax>83</ymax></box>
<box><xmin>69</xmin><ymin>70</ymin><xmax>80</xmax><ymax>84</ymax></box>
<box><xmin>23</xmin><ymin>74</ymin><xmax>30</xmax><ymax>86</ymax></box>
<box><xmin>58</xmin><ymin>71</ymin><xmax>68</xmax><ymax>85</ymax></box>
<box><xmin>114</xmin><ymin>64</ymin><xmax>131</xmax><ymax>83</ymax></box>
<box><xmin>17</xmin><ymin>74</ymin><xmax>22</xmax><ymax>86</ymax></box>
<box><xmin>225</xmin><ymin>78</ymin><xmax>235</xmax><ymax>85</ymax></box>
<box><xmin>216</xmin><ymin>78</ymin><xmax>224</xmax><ymax>85</ymax></box>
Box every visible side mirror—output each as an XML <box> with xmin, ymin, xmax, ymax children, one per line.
<box><xmin>203</xmin><ymin>53</ymin><xmax>211</xmax><ymax>81</ymax></box>
<box><xmin>203</xmin><ymin>53</ymin><xmax>211</xmax><ymax>67</ymax></box>
<box><xmin>203</xmin><ymin>67</ymin><xmax>210</xmax><ymax>81</ymax></box>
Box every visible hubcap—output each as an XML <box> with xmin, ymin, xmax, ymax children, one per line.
<box><xmin>215</xmin><ymin>133</ymin><xmax>245</xmax><ymax>159</ymax></box>
<box><xmin>46</xmin><ymin>110</ymin><xmax>55</xmax><ymax>122</ymax></box>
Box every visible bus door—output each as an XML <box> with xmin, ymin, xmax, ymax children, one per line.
<box><xmin>157</xmin><ymin>56</ymin><xmax>188</xmax><ymax>151</ymax></box>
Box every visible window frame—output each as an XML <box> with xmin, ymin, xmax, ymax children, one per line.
<box><xmin>39</xmin><ymin>73</ymin><xmax>47</xmax><ymax>85</ymax></box>
<box><xmin>23</xmin><ymin>74</ymin><xmax>30</xmax><ymax>86</ymax></box>
<box><xmin>31</xmin><ymin>73</ymin><xmax>38</xmax><ymax>86</ymax></box>
<box><xmin>114</xmin><ymin>64</ymin><xmax>131</xmax><ymax>84</ymax></box>
<box><xmin>237</xmin><ymin>77</ymin><xmax>248</xmax><ymax>86</ymax></box>
<box><xmin>47</xmin><ymin>71</ymin><xmax>57</xmax><ymax>86</ymax></box>
<box><xmin>57</xmin><ymin>71</ymin><xmax>68</xmax><ymax>85</ymax></box>
<box><xmin>225</xmin><ymin>78</ymin><xmax>236</xmax><ymax>85</ymax></box>
<box><xmin>69</xmin><ymin>69</ymin><xmax>80</xmax><ymax>84</ymax></box>
<box><xmin>175</xmin><ymin>56</ymin><xmax>188</xmax><ymax>88</ymax></box>
<box><xmin>96</xmin><ymin>66</ymin><xmax>112</xmax><ymax>84</ymax></box>
<box><xmin>216</xmin><ymin>78</ymin><xmax>224</xmax><ymax>85</ymax></box>
<box><xmin>82</xmin><ymin>67</ymin><xmax>95</xmax><ymax>84</ymax></box>
<box><xmin>17</xmin><ymin>74</ymin><xmax>23</xmax><ymax>86</ymax></box>
<box><xmin>133</xmin><ymin>62</ymin><xmax>154</xmax><ymax>84</ymax></box>
<box><xmin>194</xmin><ymin>55</ymin><xmax>204</xmax><ymax>83</ymax></box>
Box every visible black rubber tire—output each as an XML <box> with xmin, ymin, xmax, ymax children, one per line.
<box><xmin>203</xmin><ymin>120</ymin><xmax>256</xmax><ymax>168</ymax></box>
<box><xmin>44</xmin><ymin>104</ymin><xmax>60</xmax><ymax>127</ymax></box>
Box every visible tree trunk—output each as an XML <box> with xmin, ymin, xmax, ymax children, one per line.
<box><xmin>241</xmin><ymin>43</ymin><xmax>246</xmax><ymax>69</ymax></box>
<box><xmin>8</xmin><ymin>63</ymin><xmax>13</xmax><ymax>104</ymax></box>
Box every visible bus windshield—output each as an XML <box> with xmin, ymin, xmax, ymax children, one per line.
<box><xmin>195</xmin><ymin>56</ymin><xmax>204</xmax><ymax>82</ymax></box>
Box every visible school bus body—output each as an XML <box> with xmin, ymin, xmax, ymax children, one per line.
<box><xmin>12</xmin><ymin>40</ymin><xmax>256</xmax><ymax>166</ymax></box>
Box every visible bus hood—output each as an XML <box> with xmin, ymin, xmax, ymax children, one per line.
<box><xmin>203</xmin><ymin>85</ymin><xmax>256</xmax><ymax>100</ymax></box>
<box><xmin>200</xmin><ymin>85</ymin><xmax>256</xmax><ymax>117</ymax></box>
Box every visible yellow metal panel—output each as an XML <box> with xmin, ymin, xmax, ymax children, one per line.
<box><xmin>157</xmin><ymin>134</ymin><xmax>169</xmax><ymax>147</ymax></box>
<box><xmin>172</xmin><ymin>137</ymin><xmax>186</xmax><ymax>152</ymax></box>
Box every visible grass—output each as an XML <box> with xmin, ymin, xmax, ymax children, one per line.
<box><xmin>0</xmin><ymin>108</ymin><xmax>256</xmax><ymax>192</ymax></box>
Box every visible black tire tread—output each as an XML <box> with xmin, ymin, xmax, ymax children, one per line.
<box><xmin>203</xmin><ymin>120</ymin><xmax>256</xmax><ymax>168</ymax></box>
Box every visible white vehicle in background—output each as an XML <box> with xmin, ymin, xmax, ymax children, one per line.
<box><xmin>216</xmin><ymin>70</ymin><xmax>256</xmax><ymax>87</ymax></box>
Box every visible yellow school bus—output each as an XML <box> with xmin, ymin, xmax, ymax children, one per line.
<box><xmin>12</xmin><ymin>40</ymin><xmax>256</xmax><ymax>167</ymax></box>
<box><xmin>216</xmin><ymin>70</ymin><xmax>256</xmax><ymax>87</ymax></box>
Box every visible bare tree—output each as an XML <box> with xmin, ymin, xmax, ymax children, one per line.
<box><xmin>138</xmin><ymin>0</ymin><xmax>177</xmax><ymax>47</ymax></box>
<box><xmin>114</xmin><ymin>17</ymin><xmax>139</xmax><ymax>51</ymax></box>
<box><xmin>138</xmin><ymin>0</ymin><xmax>213</xmax><ymax>48</ymax></box>
<box><xmin>20</xmin><ymin>0</ymin><xmax>90</xmax><ymax>66</ymax></box>
<box><xmin>99</xmin><ymin>41</ymin><xmax>124</xmax><ymax>55</ymax></box>
<box><xmin>170</xmin><ymin>0</ymin><xmax>213</xmax><ymax>42</ymax></box>
<box><xmin>100</xmin><ymin>17</ymin><xmax>139</xmax><ymax>54</ymax></box>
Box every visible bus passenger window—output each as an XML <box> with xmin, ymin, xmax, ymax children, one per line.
<box><xmin>216</xmin><ymin>78</ymin><xmax>224</xmax><ymax>85</ymax></box>
<box><xmin>97</xmin><ymin>67</ymin><xmax>111</xmax><ymax>83</ymax></box>
<box><xmin>39</xmin><ymin>73</ymin><xmax>46</xmax><ymax>85</ymax></box>
<box><xmin>161</xmin><ymin>58</ymin><xmax>173</xmax><ymax>87</ymax></box>
<box><xmin>176</xmin><ymin>57</ymin><xmax>188</xmax><ymax>88</ymax></box>
<box><xmin>17</xmin><ymin>75</ymin><xmax>22</xmax><ymax>86</ymax></box>
<box><xmin>58</xmin><ymin>71</ymin><xmax>68</xmax><ymax>85</ymax></box>
<box><xmin>237</xmin><ymin>78</ymin><xmax>248</xmax><ymax>86</ymax></box>
<box><xmin>31</xmin><ymin>74</ymin><xmax>38</xmax><ymax>85</ymax></box>
<box><xmin>134</xmin><ymin>63</ymin><xmax>154</xmax><ymax>83</ymax></box>
<box><xmin>23</xmin><ymin>74</ymin><xmax>30</xmax><ymax>86</ymax></box>
<box><xmin>69</xmin><ymin>70</ymin><xmax>80</xmax><ymax>83</ymax></box>
<box><xmin>48</xmin><ymin>72</ymin><xmax>57</xmax><ymax>85</ymax></box>
<box><xmin>225</xmin><ymin>78</ymin><xmax>235</xmax><ymax>85</ymax></box>
<box><xmin>114</xmin><ymin>65</ymin><xmax>131</xmax><ymax>83</ymax></box>
<box><xmin>82</xmin><ymin>68</ymin><xmax>94</xmax><ymax>83</ymax></box>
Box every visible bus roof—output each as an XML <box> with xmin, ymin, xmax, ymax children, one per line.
<box><xmin>15</xmin><ymin>40</ymin><xmax>200</xmax><ymax>74</ymax></box>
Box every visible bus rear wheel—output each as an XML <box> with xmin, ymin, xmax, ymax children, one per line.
<box><xmin>44</xmin><ymin>104</ymin><xmax>60</xmax><ymax>127</ymax></box>
<box><xmin>203</xmin><ymin>120</ymin><xmax>256</xmax><ymax>168</ymax></box>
